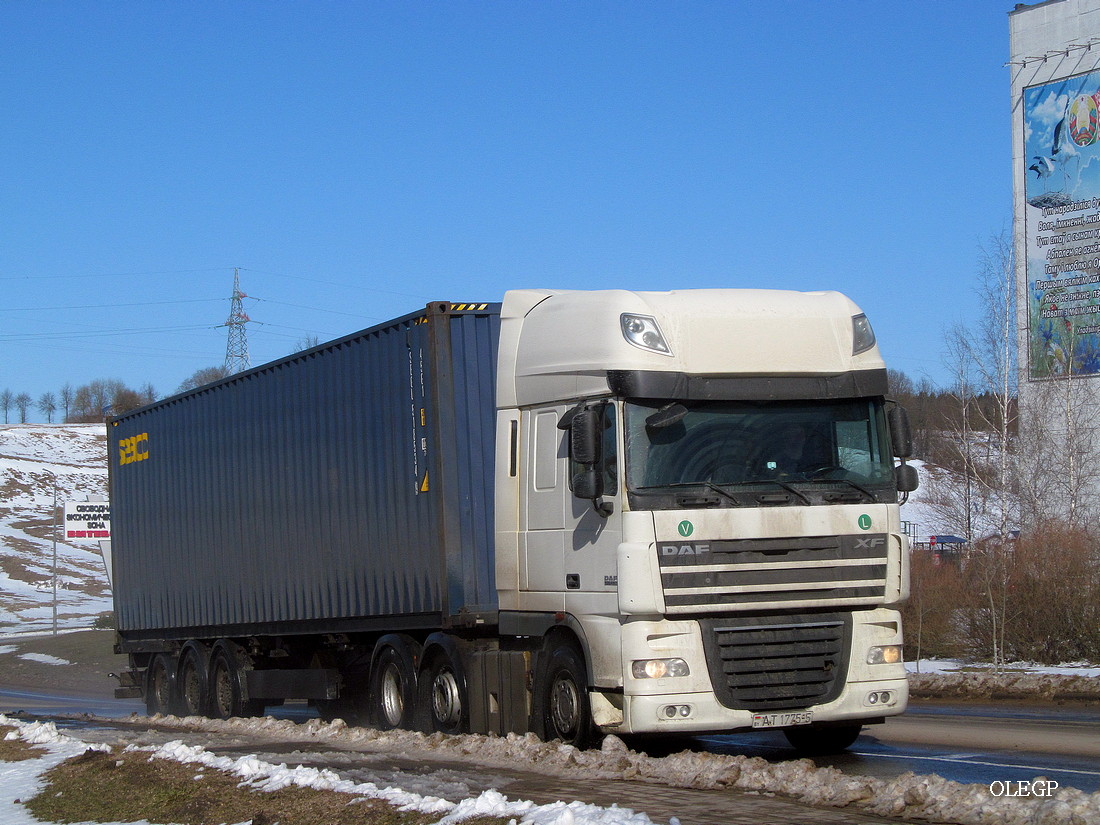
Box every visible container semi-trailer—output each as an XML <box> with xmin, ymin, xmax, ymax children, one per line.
<box><xmin>110</xmin><ymin>288</ymin><xmax>918</xmax><ymax>753</ymax></box>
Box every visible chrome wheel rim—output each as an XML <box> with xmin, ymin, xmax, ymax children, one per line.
<box><xmin>380</xmin><ymin>662</ymin><xmax>404</xmax><ymax>727</ymax></box>
<box><xmin>550</xmin><ymin>673</ymin><xmax>580</xmax><ymax>738</ymax></box>
<box><xmin>431</xmin><ymin>667</ymin><xmax>461</xmax><ymax>729</ymax></box>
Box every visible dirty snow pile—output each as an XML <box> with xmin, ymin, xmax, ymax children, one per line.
<box><xmin>0</xmin><ymin>424</ymin><xmax>111</xmax><ymax>633</ymax></box>
<box><xmin>0</xmin><ymin>714</ymin><xmax>661</xmax><ymax>825</ymax></box>
<box><xmin>1</xmin><ymin>717</ymin><xmax>114</xmax><ymax>825</ymax></box>
<box><xmin>79</xmin><ymin>711</ymin><xmax>1100</xmax><ymax>825</ymax></box>
<box><xmin>908</xmin><ymin>660</ymin><xmax>1100</xmax><ymax>702</ymax></box>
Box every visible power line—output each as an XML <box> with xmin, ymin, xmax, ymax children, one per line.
<box><xmin>240</xmin><ymin>267</ymin><xmax>432</xmax><ymax>301</ymax></box>
<box><xmin>0</xmin><ymin>324</ymin><xmax>214</xmax><ymax>341</ymax></box>
<box><xmin>0</xmin><ymin>298</ymin><xmax>224</xmax><ymax>313</ymax></box>
<box><xmin>0</xmin><ymin>267</ymin><xmax>231</xmax><ymax>281</ymax></box>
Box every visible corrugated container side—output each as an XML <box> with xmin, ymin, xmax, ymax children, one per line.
<box><xmin>110</xmin><ymin>304</ymin><xmax>501</xmax><ymax>640</ymax></box>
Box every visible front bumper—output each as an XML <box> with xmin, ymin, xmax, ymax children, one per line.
<box><xmin>606</xmin><ymin>606</ymin><xmax>907</xmax><ymax>735</ymax></box>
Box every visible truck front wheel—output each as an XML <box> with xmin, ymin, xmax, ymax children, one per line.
<box><xmin>537</xmin><ymin>644</ymin><xmax>593</xmax><ymax>749</ymax></box>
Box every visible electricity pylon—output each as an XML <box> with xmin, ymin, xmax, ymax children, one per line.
<box><xmin>222</xmin><ymin>268</ymin><xmax>252</xmax><ymax>374</ymax></box>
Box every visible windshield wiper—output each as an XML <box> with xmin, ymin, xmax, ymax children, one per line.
<box><xmin>699</xmin><ymin>481</ymin><xmax>740</xmax><ymax>506</ymax></box>
<box><xmin>633</xmin><ymin>481</ymin><xmax>741</xmax><ymax>506</ymax></box>
<box><xmin>758</xmin><ymin>479</ymin><xmax>811</xmax><ymax>505</ymax></box>
<box><xmin>820</xmin><ymin>478</ymin><xmax>878</xmax><ymax>502</ymax></box>
<box><xmin>711</xmin><ymin>478</ymin><xmax>813</xmax><ymax>505</ymax></box>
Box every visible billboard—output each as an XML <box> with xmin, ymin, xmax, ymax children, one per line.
<box><xmin>1024</xmin><ymin>70</ymin><xmax>1100</xmax><ymax>379</ymax></box>
<box><xmin>64</xmin><ymin>501</ymin><xmax>111</xmax><ymax>540</ymax></box>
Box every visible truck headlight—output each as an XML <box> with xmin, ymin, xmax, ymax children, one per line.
<box><xmin>631</xmin><ymin>658</ymin><xmax>690</xmax><ymax>678</ymax></box>
<box><xmin>621</xmin><ymin>313</ymin><xmax>672</xmax><ymax>355</ymax></box>
<box><xmin>867</xmin><ymin>645</ymin><xmax>903</xmax><ymax>665</ymax></box>
<box><xmin>852</xmin><ymin>313</ymin><xmax>876</xmax><ymax>354</ymax></box>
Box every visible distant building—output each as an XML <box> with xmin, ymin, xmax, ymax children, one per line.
<box><xmin>1011</xmin><ymin>0</ymin><xmax>1100</xmax><ymax>527</ymax></box>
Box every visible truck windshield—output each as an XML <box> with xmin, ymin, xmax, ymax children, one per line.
<box><xmin>623</xmin><ymin>398</ymin><xmax>896</xmax><ymax>508</ymax></box>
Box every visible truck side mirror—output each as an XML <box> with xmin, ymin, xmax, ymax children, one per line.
<box><xmin>572</xmin><ymin>467</ymin><xmax>604</xmax><ymax>501</ymax></box>
<box><xmin>888</xmin><ymin>405</ymin><xmax>913</xmax><ymax>459</ymax></box>
<box><xmin>895</xmin><ymin>462</ymin><xmax>919</xmax><ymax>494</ymax></box>
<box><xmin>571</xmin><ymin>410</ymin><xmax>601</xmax><ymax>465</ymax></box>
<box><xmin>570</xmin><ymin>409</ymin><xmax>612</xmax><ymax>517</ymax></box>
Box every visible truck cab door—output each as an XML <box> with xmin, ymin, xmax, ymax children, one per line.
<box><xmin>520</xmin><ymin>402</ymin><xmax>623</xmax><ymax>602</ymax></box>
<box><xmin>521</xmin><ymin>407</ymin><xmax>569</xmax><ymax>594</ymax></box>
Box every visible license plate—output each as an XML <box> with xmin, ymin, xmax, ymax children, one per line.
<box><xmin>752</xmin><ymin>711</ymin><xmax>813</xmax><ymax>728</ymax></box>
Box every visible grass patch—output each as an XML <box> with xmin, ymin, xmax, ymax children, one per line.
<box><xmin>0</xmin><ymin>724</ymin><xmax>48</xmax><ymax>762</ymax></box>
<box><xmin>25</xmin><ymin>746</ymin><xmax>511</xmax><ymax>825</ymax></box>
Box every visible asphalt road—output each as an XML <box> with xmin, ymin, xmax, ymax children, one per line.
<box><xmin>691</xmin><ymin>701</ymin><xmax>1100</xmax><ymax>793</ymax></box>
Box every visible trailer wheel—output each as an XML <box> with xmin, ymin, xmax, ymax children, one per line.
<box><xmin>144</xmin><ymin>653</ymin><xmax>175</xmax><ymax>716</ymax></box>
<box><xmin>177</xmin><ymin>644</ymin><xmax>209</xmax><ymax>718</ymax></box>
<box><xmin>369</xmin><ymin>642</ymin><xmax>418</xmax><ymax>730</ymax></box>
<box><xmin>537</xmin><ymin>643</ymin><xmax>593</xmax><ymax>749</ymax></box>
<box><xmin>783</xmin><ymin>723</ymin><xmax>862</xmax><ymax>755</ymax></box>
<box><xmin>209</xmin><ymin>643</ymin><xmax>263</xmax><ymax>720</ymax></box>
<box><xmin>419</xmin><ymin>649</ymin><xmax>468</xmax><ymax>735</ymax></box>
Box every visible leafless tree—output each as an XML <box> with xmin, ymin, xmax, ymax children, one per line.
<box><xmin>14</xmin><ymin>392</ymin><xmax>32</xmax><ymax>423</ymax></box>
<box><xmin>942</xmin><ymin>231</ymin><xmax>1017</xmax><ymax>541</ymax></box>
<box><xmin>293</xmin><ymin>334</ymin><xmax>321</xmax><ymax>353</ymax></box>
<box><xmin>37</xmin><ymin>392</ymin><xmax>57</xmax><ymax>423</ymax></box>
<box><xmin>937</xmin><ymin>232</ymin><xmax>1018</xmax><ymax>666</ymax></box>
<box><xmin>176</xmin><ymin>366</ymin><xmax>230</xmax><ymax>394</ymax></box>
<box><xmin>68</xmin><ymin>379</ymin><xmax>146</xmax><ymax>422</ymax></box>
<box><xmin>59</xmin><ymin>383</ymin><xmax>73</xmax><ymax>421</ymax></box>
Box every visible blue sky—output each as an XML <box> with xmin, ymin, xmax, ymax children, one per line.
<box><xmin>2</xmin><ymin>1</ymin><xmax>1015</xmax><ymax>420</ymax></box>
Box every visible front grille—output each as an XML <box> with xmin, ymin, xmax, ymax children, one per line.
<box><xmin>700</xmin><ymin>612</ymin><xmax>851</xmax><ymax>711</ymax></box>
<box><xmin>659</xmin><ymin>534</ymin><xmax>888</xmax><ymax>614</ymax></box>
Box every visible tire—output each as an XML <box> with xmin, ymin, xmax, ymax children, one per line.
<box><xmin>418</xmin><ymin>649</ymin><xmax>468</xmax><ymax>735</ymax></box>
<box><xmin>369</xmin><ymin>643</ymin><xmax>418</xmax><ymax>731</ymax></box>
<box><xmin>209</xmin><ymin>643</ymin><xmax>264</xmax><ymax>720</ymax></box>
<box><xmin>783</xmin><ymin>723</ymin><xmax>862</xmax><ymax>755</ymax></box>
<box><xmin>144</xmin><ymin>653</ymin><xmax>175</xmax><ymax>716</ymax></box>
<box><xmin>177</xmin><ymin>644</ymin><xmax>210</xmax><ymax>718</ymax></box>
<box><xmin>537</xmin><ymin>643</ymin><xmax>593</xmax><ymax>749</ymax></box>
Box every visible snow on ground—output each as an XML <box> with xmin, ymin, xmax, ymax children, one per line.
<box><xmin>909</xmin><ymin>660</ymin><xmax>1100</xmax><ymax>678</ymax></box>
<box><xmin>0</xmin><ymin>718</ymin><xmax>119</xmax><ymax>825</ymax></box>
<box><xmin>0</xmin><ymin>424</ymin><xmax>112</xmax><ymax>634</ymax></box>
<box><xmin>907</xmin><ymin>659</ymin><xmax>1100</xmax><ymax>701</ymax></box>
<box><xmin>0</xmin><ymin>714</ymin><xmax>662</xmax><ymax>825</ymax></box>
<box><xmin>899</xmin><ymin>459</ymin><xmax>990</xmax><ymax>543</ymax></box>
<box><xmin>17</xmin><ymin>652</ymin><xmax>71</xmax><ymax>666</ymax></box>
<box><xmin>4</xmin><ymin>711</ymin><xmax>1096</xmax><ymax>825</ymax></box>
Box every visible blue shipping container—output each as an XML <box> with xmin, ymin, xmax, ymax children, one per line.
<box><xmin>109</xmin><ymin>302</ymin><xmax>501</xmax><ymax>641</ymax></box>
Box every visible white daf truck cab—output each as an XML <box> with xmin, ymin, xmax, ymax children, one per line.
<box><xmin>494</xmin><ymin>288</ymin><xmax>916</xmax><ymax>752</ymax></box>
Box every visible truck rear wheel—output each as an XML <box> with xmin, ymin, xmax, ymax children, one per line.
<box><xmin>177</xmin><ymin>644</ymin><xmax>209</xmax><ymax>717</ymax></box>
<box><xmin>537</xmin><ymin>643</ymin><xmax>593</xmax><ymax>749</ymax></box>
<box><xmin>783</xmin><ymin>723</ymin><xmax>862</xmax><ymax>755</ymax></box>
<box><xmin>369</xmin><ymin>640</ymin><xmax>418</xmax><ymax>730</ymax></box>
<box><xmin>144</xmin><ymin>653</ymin><xmax>175</xmax><ymax>716</ymax></box>
<box><xmin>209</xmin><ymin>643</ymin><xmax>263</xmax><ymax>720</ymax></box>
<box><xmin>418</xmin><ymin>649</ymin><xmax>468</xmax><ymax>735</ymax></box>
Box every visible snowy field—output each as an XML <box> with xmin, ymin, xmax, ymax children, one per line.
<box><xmin>0</xmin><ymin>424</ymin><xmax>112</xmax><ymax>633</ymax></box>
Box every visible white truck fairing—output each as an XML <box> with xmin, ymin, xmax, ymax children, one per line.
<box><xmin>496</xmin><ymin>288</ymin><xmax>885</xmax><ymax>409</ymax></box>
